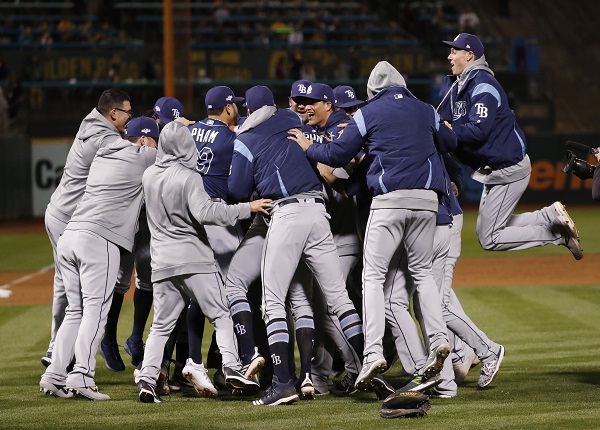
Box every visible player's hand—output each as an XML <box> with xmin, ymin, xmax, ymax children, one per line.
<box><xmin>249</xmin><ymin>198</ymin><xmax>273</xmax><ymax>215</ymax></box>
<box><xmin>596</xmin><ymin>148</ymin><xmax>600</xmax><ymax>162</ymax></box>
<box><xmin>288</xmin><ymin>129</ymin><xmax>313</xmax><ymax>151</ymax></box>
<box><xmin>444</xmin><ymin>120</ymin><xmax>453</xmax><ymax>130</ymax></box>
<box><xmin>175</xmin><ymin>116</ymin><xmax>195</xmax><ymax>126</ymax></box>
<box><xmin>451</xmin><ymin>181</ymin><xmax>459</xmax><ymax>197</ymax></box>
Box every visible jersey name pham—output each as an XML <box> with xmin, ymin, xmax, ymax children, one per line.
<box><xmin>191</xmin><ymin>128</ymin><xmax>219</xmax><ymax>144</ymax></box>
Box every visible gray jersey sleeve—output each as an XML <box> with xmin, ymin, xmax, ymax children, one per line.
<box><xmin>186</xmin><ymin>174</ymin><xmax>251</xmax><ymax>226</ymax></box>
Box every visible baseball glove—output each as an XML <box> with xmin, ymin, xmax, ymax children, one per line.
<box><xmin>380</xmin><ymin>391</ymin><xmax>431</xmax><ymax>419</ymax></box>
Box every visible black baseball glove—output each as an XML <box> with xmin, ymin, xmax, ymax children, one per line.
<box><xmin>380</xmin><ymin>391</ymin><xmax>431</xmax><ymax>419</ymax></box>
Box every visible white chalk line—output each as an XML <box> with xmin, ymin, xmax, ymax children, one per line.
<box><xmin>0</xmin><ymin>263</ymin><xmax>54</xmax><ymax>298</ymax></box>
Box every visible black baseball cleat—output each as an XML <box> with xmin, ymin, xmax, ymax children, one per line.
<box><xmin>41</xmin><ymin>352</ymin><xmax>52</xmax><ymax>368</ymax></box>
<box><xmin>39</xmin><ymin>380</ymin><xmax>73</xmax><ymax>398</ymax></box>
<box><xmin>252</xmin><ymin>376</ymin><xmax>299</xmax><ymax>406</ymax></box>
<box><xmin>331</xmin><ymin>372</ymin><xmax>358</xmax><ymax>397</ymax></box>
<box><xmin>99</xmin><ymin>341</ymin><xmax>125</xmax><ymax>372</ymax></box>
<box><xmin>124</xmin><ymin>336</ymin><xmax>144</xmax><ymax>367</ymax></box>
<box><xmin>138</xmin><ymin>380</ymin><xmax>162</xmax><ymax>403</ymax></box>
<box><xmin>223</xmin><ymin>366</ymin><xmax>260</xmax><ymax>394</ymax></box>
<box><xmin>371</xmin><ymin>374</ymin><xmax>395</xmax><ymax>400</ymax></box>
<box><xmin>396</xmin><ymin>374</ymin><xmax>443</xmax><ymax>394</ymax></box>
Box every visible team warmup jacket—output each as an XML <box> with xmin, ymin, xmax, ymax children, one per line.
<box><xmin>188</xmin><ymin>117</ymin><xmax>236</xmax><ymax>201</ymax></box>
<box><xmin>228</xmin><ymin>106</ymin><xmax>323</xmax><ymax>202</ymax></box>
<box><xmin>306</xmin><ymin>86</ymin><xmax>456</xmax><ymax>200</ymax></box>
<box><xmin>438</xmin><ymin>59</ymin><xmax>527</xmax><ymax>171</ymax></box>
<box><xmin>47</xmin><ymin>108</ymin><xmax>130</xmax><ymax>224</ymax></box>
<box><xmin>65</xmin><ymin>141</ymin><xmax>156</xmax><ymax>252</ymax></box>
<box><xmin>142</xmin><ymin>121</ymin><xmax>252</xmax><ymax>283</ymax></box>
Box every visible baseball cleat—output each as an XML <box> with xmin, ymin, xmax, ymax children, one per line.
<box><xmin>223</xmin><ymin>366</ymin><xmax>260</xmax><ymax>394</ymax></box>
<box><xmin>138</xmin><ymin>380</ymin><xmax>162</xmax><ymax>403</ymax></box>
<box><xmin>182</xmin><ymin>358</ymin><xmax>218</xmax><ymax>398</ymax></box>
<box><xmin>478</xmin><ymin>345</ymin><xmax>505</xmax><ymax>388</ymax></box>
<box><xmin>396</xmin><ymin>374</ymin><xmax>443</xmax><ymax>394</ymax></box>
<box><xmin>553</xmin><ymin>201</ymin><xmax>579</xmax><ymax>238</ymax></box>
<box><xmin>297</xmin><ymin>373</ymin><xmax>315</xmax><ymax>400</ymax></box>
<box><xmin>330</xmin><ymin>372</ymin><xmax>358</xmax><ymax>397</ymax></box>
<box><xmin>242</xmin><ymin>347</ymin><xmax>265</xmax><ymax>380</ymax></box>
<box><xmin>251</xmin><ymin>376</ymin><xmax>299</xmax><ymax>406</ymax></box>
<box><xmin>422</xmin><ymin>343</ymin><xmax>450</xmax><ymax>380</ymax></box>
<box><xmin>99</xmin><ymin>341</ymin><xmax>125</xmax><ymax>372</ymax></box>
<box><xmin>39</xmin><ymin>380</ymin><xmax>73</xmax><ymax>398</ymax></box>
<box><xmin>371</xmin><ymin>374</ymin><xmax>395</xmax><ymax>400</ymax></box>
<box><xmin>124</xmin><ymin>336</ymin><xmax>144</xmax><ymax>367</ymax></box>
<box><xmin>41</xmin><ymin>352</ymin><xmax>52</xmax><ymax>368</ymax></box>
<box><xmin>70</xmin><ymin>385</ymin><xmax>110</xmax><ymax>401</ymax></box>
<box><xmin>355</xmin><ymin>358</ymin><xmax>387</xmax><ymax>390</ymax></box>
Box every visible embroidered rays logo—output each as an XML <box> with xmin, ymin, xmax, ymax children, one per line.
<box><xmin>327</xmin><ymin>131</ymin><xmax>335</xmax><ymax>140</ymax></box>
<box><xmin>453</xmin><ymin>101</ymin><xmax>467</xmax><ymax>121</ymax></box>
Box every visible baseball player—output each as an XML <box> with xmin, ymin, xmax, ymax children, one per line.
<box><xmin>99</xmin><ymin>117</ymin><xmax>161</xmax><ymax>373</ymax></box>
<box><xmin>228</xmin><ymin>89</ymin><xmax>365</xmax><ymax>406</ymax></box>
<box><xmin>41</xmin><ymin>89</ymin><xmax>133</xmax><ymax>368</ymax></box>
<box><xmin>291</xmin><ymin>61</ymin><xmax>456</xmax><ymax>390</ymax></box>
<box><xmin>302</xmin><ymin>83</ymin><xmax>366</xmax><ymax>396</ymax></box>
<box><xmin>153</xmin><ymin>96</ymin><xmax>184</xmax><ymax>131</ymax></box>
<box><xmin>135</xmin><ymin>120</ymin><xmax>271</xmax><ymax>403</ymax></box>
<box><xmin>333</xmin><ymin>85</ymin><xmax>364</xmax><ymax>119</ymax></box>
<box><xmin>183</xmin><ymin>85</ymin><xmax>252</xmax><ymax>396</ymax></box>
<box><xmin>39</xmin><ymin>116</ymin><xmax>157</xmax><ymax>400</ymax></box>
<box><xmin>438</xmin><ymin>33</ymin><xmax>582</xmax><ymax>258</ymax></box>
<box><xmin>224</xmin><ymin>85</ymin><xmax>318</xmax><ymax>399</ymax></box>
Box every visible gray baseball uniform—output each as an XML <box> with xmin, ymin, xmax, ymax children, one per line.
<box><xmin>43</xmin><ymin>108</ymin><xmax>131</xmax><ymax>357</ymax></box>
<box><xmin>136</xmin><ymin>121</ymin><xmax>252</xmax><ymax>388</ymax></box>
<box><xmin>40</xmin><ymin>140</ymin><xmax>156</xmax><ymax>394</ymax></box>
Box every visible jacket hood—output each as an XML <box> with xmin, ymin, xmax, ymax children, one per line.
<box><xmin>457</xmin><ymin>55</ymin><xmax>494</xmax><ymax>92</ymax></box>
<box><xmin>156</xmin><ymin>120</ymin><xmax>196</xmax><ymax>170</ymax></box>
<box><xmin>236</xmin><ymin>105</ymin><xmax>277</xmax><ymax>135</ymax></box>
<box><xmin>76</xmin><ymin>108</ymin><xmax>121</xmax><ymax>142</ymax></box>
<box><xmin>367</xmin><ymin>61</ymin><xmax>407</xmax><ymax>100</ymax></box>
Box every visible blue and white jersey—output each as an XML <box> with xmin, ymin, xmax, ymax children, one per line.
<box><xmin>438</xmin><ymin>68</ymin><xmax>527</xmax><ymax>170</ymax></box>
<box><xmin>307</xmin><ymin>86</ymin><xmax>456</xmax><ymax>198</ymax></box>
<box><xmin>228</xmin><ymin>109</ymin><xmax>322</xmax><ymax>202</ymax></box>
<box><xmin>188</xmin><ymin>118</ymin><xmax>236</xmax><ymax>201</ymax></box>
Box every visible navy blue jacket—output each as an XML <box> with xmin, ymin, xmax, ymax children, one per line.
<box><xmin>228</xmin><ymin>109</ymin><xmax>323</xmax><ymax>202</ymax></box>
<box><xmin>188</xmin><ymin>118</ymin><xmax>235</xmax><ymax>201</ymax></box>
<box><xmin>306</xmin><ymin>86</ymin><xmax>456</xmax><ymax>197</ymax></box>
<box><xmin>438</xmin><ymin>69</ymin><xmax>527</xmax><ymax>170</ymax></box>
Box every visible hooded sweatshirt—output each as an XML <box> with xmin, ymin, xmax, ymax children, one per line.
<box><xmin>47</xmin><ymin>108</ymin><xmax>130</xmax><ymax>223</ymax></box>
<box><xmin>306</xmin><ymin>61</ymin><xmax>455</xmax><ymax>208</ymax></box>
<box><xmin>438</xmin><ymin>56</ymin><xmax>528</xmax><ymax>173</ymax></box>
<box><xmin>65</xmin><ymin>141</ymin><xmax>156</xmax><ymax>252</ymax></box>
<box><xmin>142</xmin><ymin>121</ymin><xmax>251</xmax><ymax>282</ymax></box>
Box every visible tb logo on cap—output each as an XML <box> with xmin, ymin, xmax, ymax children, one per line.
<box><xmin>226</xmin><ymin>95</ymin><xmax>233</xmax><ymax>102</ymax></box>
<box><xmin>297</xmin><ymin>84</ymin><xmax>308</xmax><ymax>94</ymax></box>
<box><xmin>172</xmin><ymin>109</ymin><xmax>180</xmax><ymax>118</ymax></box>
<box><xmin>345</xmin><ymin>90</ymin><xmax>356</xmax><ymax>99</ymax></box>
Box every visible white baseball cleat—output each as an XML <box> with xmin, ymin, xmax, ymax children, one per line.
<box><xmin>70</xmin><ymin>385</ymin><xmax>110</xmax><ymax>400</ymax></box>
<box><xmin>553</xmin><ymin>201</ymin><xmax>583</xmax><ymax>260</ymax></box>
<box><xmin>242</xmin><ymin>347</ymin><xmax>265</xmax><ymax>380</ymax></box>
<box><xmin>182</xmin><ymin>358</ymin><xmax>218</xmax><ymax>398</ymax></box>
<box><xmin>422</xmin><ymin>343</ymin><xmax>451</xmax><ymax>380</ymax></box>
<box><xmin>39</xmin><ymin>380</ymin><xmax>73</xmax><ymax>398</ymax></box>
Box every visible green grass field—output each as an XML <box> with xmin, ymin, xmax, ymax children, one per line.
<box><xmin>1</xmin><ymin>206</ymin><xmax>599</xmax><ymax>429</ymax></box>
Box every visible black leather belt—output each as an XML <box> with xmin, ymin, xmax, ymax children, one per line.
<box><xmin>275</xmin><ymin>197</ymin><xmax>325</xmax><ymax>208</ymax></box>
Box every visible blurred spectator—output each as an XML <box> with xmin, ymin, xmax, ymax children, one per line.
<box><xmin>18</xmin><ymin>25</ymin><xmax>34</xmax><ymax>46</ymax></box>
<box><xmin>23</xmin><ymin>54</ymin><xmax>44</xmax><ymax>110</ymax></box>
<box><xmin>5</xmin><ymin>72</ymin><xmax>22</xmax><ymax>121</ymax></box>
<box><xmin>274</xmin><ymin>56</ymin><xmax>288</xmax><ymax>80</ymax></box>
<box><xmin>459</xmin><ymin>6</ymin><xmax>480</xmax><ymax>33</ymax></box>
<box><xmin>57</xmin><ymin>14</ymin><xmax>77</xmax><ymax>42</ymax></box>
<box><xmin>288</xmin><ymin>22</ymin><xmax>304</xmax><ymax>45</ymax></box>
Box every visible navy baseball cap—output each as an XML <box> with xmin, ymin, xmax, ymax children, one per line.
<box><xmin>154</xmin><ymin>97</ymin><xmax>184</xmax><ymax>124</ymax></box>
<box><xmin>333</xmin><ymin>85</ymin><xmax>364</xmax><ymax>108</ymax></box>
<box><xmin>243</xmin><ymin>86</ymin><xmax>275</xmax><ymax>111</ymax></box>
<box><xmin>442</xmin><ymin>33</ymin><xmax>484</xmax><ymax>57</ymax></box>
<box><xmin>305</xmin><ymin>83</ymin><xmax>334</xmax><ymax>103</ymax></box>
<box><xmin>125</xmin><ymin>116</ymin><xmax>160</xmax><ymax>140</ymax></box>
<box><xmin>290</xmin><ymin>80</ymin><xmax>313</xmax><ymax>98</ymax></box>
<box><xmin>205</xmin><ymin>86</ymin><xmax>244</xmax><ymax>110</ymax></box>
